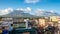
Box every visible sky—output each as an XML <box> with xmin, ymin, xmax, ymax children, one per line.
<box><xmin>0</xmin><ymin>0</ymin><xmax>60</xmax><ymax>15</ymax></box>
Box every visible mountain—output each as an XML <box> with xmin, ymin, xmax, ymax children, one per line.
<box><xmin>0</xmin><ymin>10</ymin><xmax>60</xmax><ymax>17</ymax></box>
<box><xmin>1</xmin><ymin>10</ymin><xmax>35</xmax><ymax>17</ymax></box>
<box><xmin>36</xmin><ymin>11</ymin><xmax>60</xmax><ymax>16</ymax></box>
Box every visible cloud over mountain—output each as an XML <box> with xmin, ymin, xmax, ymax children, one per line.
<box><xmin>0</xmin><ymin>8</ymin><xmax>13</xmax><ymax>15</ymax></box>
<box><xmin>0</xmin><ymin>7</ymin><xmax>32</xmax><ymax>15</ymax></box>
<box><xmin>34</xmin><ymin>9</ymin><xmax>60</xmax><ymax>16</ymax></box>
<box><xmin>17</xmin><ymin>7</ymin><xmax>32</xmax><ymax>13</ymax></box>
<box><xmin>0</xmin><ymin>7</ymin><xmax>60</xmax><ymax>17</ymax></box>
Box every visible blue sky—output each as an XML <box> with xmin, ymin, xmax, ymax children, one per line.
<box><xmin>0</xmin><ymin>0</ymin><xmax>60</xmax><ymax>15</ymax></box>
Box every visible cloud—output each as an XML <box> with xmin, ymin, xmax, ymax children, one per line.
<box><xmin>0</xmin><ymin>7</ymin><xmax>31</xmax><ymax>15</ymax></box>
<box><xmin>16</xmin><ymin>7</ymin><xmax>32</xmax><ymax>13</ymax></box>
<box><xmin>24</xmin><ymin>7</ymin><xmax>32</xmax><ymax>12</ymax></box>
<box><xmin>25</xmin><ymin>0</ymin><xmax>40</xmax><ymax>3</ymax></box>
<box><xmin>50</xmin><ymin>10</ymin><xmax>54</xmax><ymax>13</ymax></box>
<box><xmin>0</xmin><ymin>7</ymin><xmax>55</xmax><ymax>16</ymax></box>
<box><xmin>16</xmin><ymin>8</ymin><xmax>55</xmax><ymax>16</ymax></box>
<box><xmin>34</xmin><ymin>9</ymin><xmax>45</xmax><ymax>16</ymax></box>
<box><xmin>0</xmin><ymin>8</ymin><xmax>13</xmax><ymax>15</ymax></box>
<box><xmin>34</xmin><ymin>9</ymin><xmax>55</xmax><ymax>16</ymax></box>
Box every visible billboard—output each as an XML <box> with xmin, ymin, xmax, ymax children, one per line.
<box><xmin>50</xmin><ymin>16</ymin><xmax>58</xmax><ymax>22</ymax></box>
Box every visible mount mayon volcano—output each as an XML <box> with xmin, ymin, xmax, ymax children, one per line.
<box><xmin>1</xmin><ymin>10</ymin><xmax>60</xmax><ymax>17</ymax></box>
<box><xmin>1</xmin><ymin>10</ymin><xmax>34</xmax><ymax>17</ymax></box>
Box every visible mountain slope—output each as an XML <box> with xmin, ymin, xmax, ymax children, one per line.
<box><xmin>35</xmin><ymin>11</ymin><xmax>60</xmax><ymax>16</ymax></box>
<box><xmin>0</xmin><ymin>10</ymin><xmax>60</xmax><ymax>17</ymax></box>
<box><xmin>1</xmin><ymin>10</ymin><xmax>34</xmax><ymax>17</ymax></box>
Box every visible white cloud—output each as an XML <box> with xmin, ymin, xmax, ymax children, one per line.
<box><xmin>0</xmin><ymin>8</ymin><xmax>13</xmax><ymax>15</ymax></box>
<box><xmin>16</xmin><ymin>7</ymin><xmax>32</xmax><ymax>13</ymax></box>
<box><xmin>24</xmin><ymin>7</ymin><xmax>32</xmax><ymax>12</ymax></box>
<box><xmin>34</xmin><ymin>9</ymin><xmax>45</xmax><ymax>16</ymax></box>
<box><xmin>34</xmin><ymin>9</ymin><xmax>55</xmax><ymax>16</ymax></box>
<box><xmin>0</xmin><ymin>7</ymin><xmax>55</xmax><ymax>16</ymax></box>
<box><xmin>25</xmin><ymin>0</ymin><xmax>40</xmax><ymax>3</ymax></box>
<box><xmin>50</xmin><ymin>10</ymin><xmax>54</xmax><ymax>13</ymax></box>
<box><xmin>0</xmin><ymin>7</ymin><xmax>32</xmax><ymax>15</ymax></box>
